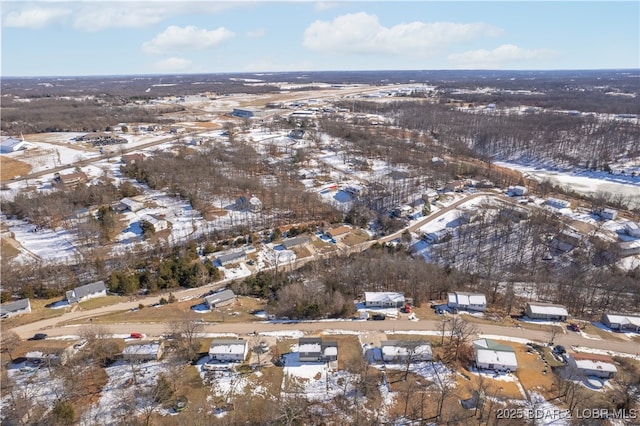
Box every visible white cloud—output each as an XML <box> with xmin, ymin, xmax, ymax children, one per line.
<box><xmin>3</xmin><ymin>7</ymin><xmax>71</xmax><ymax>29</ymax></box>
<box><xmin>448</xmin><ymin>44</ymin><xmax>560</xmax><ymax>68</ymax></box>
<box><xmin>3</xmin><ymin>2</ymin><xmax>239</xmax><ymax>31</ymax></box>
<box><xmin>246</xmin><ymin>28</ymin><xmax>266</xmax><ymax>38</ymax></box>
<box><xmin>153</xmin><ymin>57</ymin><xmax>193</xmax><ymax>73</ymax></box>
<box><xmin>303</xmin><ymin>12</ymin><xmax>502</xmax><ymax>56</ymax></box>
<box><xmin>314</xmin><ymin>2</ymin><xmax>342</xmax><ymax>12</ymax></box>
<box><xmin>142</xmin><ymin>25</ymin><xmax>235</xmax><ymax>55</ymax></box>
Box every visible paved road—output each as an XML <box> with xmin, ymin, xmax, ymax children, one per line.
<box><xmin>16</xmin><ymin>315</ymin><xmax>640</xmax><ymax>357</ymax></box>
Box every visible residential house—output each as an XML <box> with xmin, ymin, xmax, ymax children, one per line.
<box><xmin>525</xmin><ymin>302</ymin><xmax>569</xmax><ymax>321</ymax></box>
<box><xmin>508</xmin><ymin>186</ymin><xmax>528</xmax><ymax>196</ymax></box>
<box><xmin>213</xmin><ymin>251</ymin><xmax>246</xmax><ymax>267</ymax></box>
<box><xmin>123</xmin><ymin>341</ymin><xmax>165</xmax><ymax>362</ymax></box>
<box><xmin>55</xmin><ymin>171</ymin><xmax>88</xmax><ymax>189</ymax></box>
<box><xmin>619</xmin><ymin>240</ymin><xmax>640</xmax><ymax>257</ymax></box>
<box><xmin>298</xmin><ymin>338</ymin><xmax>338</xmax><ymax>362</ymax></box>
<box><xmin>235</xmin><ymin>194</ymin><xmax>262</xmax><ymax>213</ymax></box>
<box><xmin>566</xmin><ymin>353</ymin><xmax>617</xmax><ymax>379</ymax></box>
<box><xmin>204</xmin><ymin>289</ymin><xmax>236</xmax><ymax>309</ymax></box>
<box><xmin>280</xmin><ymin>236</ymin><xmax>310</xmax><ymax>250</ymax></box>
<box><xmin>121</xmin><ymin>153</ymin><xmax>146</xmax><ymax>166</ymax></box>
<box><xmin>113</xmin><ymin>197</ymin><xmax>145</xmax><ymax>213</ymax></box>
<box><xmin>447</xmin><ymin>292</ymin><xmax>487</xmax><ymax>312</ymax></box>
<box><xmin>598</xmin><ymin>208</ymin><xmax>618</xmax><ymax>221</ymax></box>
<box><xmin>601</xmin><ymin>313</ymin><xmax>640</xmax><ymax>332</ymax></box>
<box><xmin>209</xmin><ymin>339</ymin><xmax>248</xmax><ymax>362</ymax></box>
<box><xmin>66</xmin><ymin>281</ymin><xmax>107</xmax><ymax>304</ymax></box>
<box><xmin>231</xmin><ymin>108</ymin><xmax>255</xmax><ymax>118</ymax></box>
<box><xmin>142</xmin><ymin>214</ymin><xmax>169</xmax><ymax>232</ymax></box>
<box><xmin>0</xmin><ymin>298</ymin><xmax>31</xmax><ymax>318</ymax></box>
<box><xmin>364</xmin><ymin>292</ymin><xmax>405</xmax><ymax>309</ymax></box>
<box><xmin>326</xmin><ymin>226</ymin><xmax>351</xmax><ymax>240</ymax></box>
<box><xmin>624</xmin><ymin>222</ymin><xmax>640</xmax><ymax>238</ymax></box>
<box><xmin>473</xmin><ymin>339</ymin><xmax>518</xmax><ymax>372</ymax></box>
<box><xmin>381</xmin><ymin>340</ymin><xmax>432</xmax><ymax>363</ymax></box>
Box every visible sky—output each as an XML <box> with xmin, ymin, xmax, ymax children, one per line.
<box><xmin>1</xmin><ymin>1</ymin><xmax>638</xmax><ymax>77</ymax></box>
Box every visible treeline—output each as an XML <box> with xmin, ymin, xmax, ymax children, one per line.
<box><xmin>232</xmin><ymin>246</ymin><xmax>475</xmax><ymax>320</ymax></box>
<box><xmin>0</xmin><ymin>97</ymin><xmax>179</xmax><ymax>135</ymax></box>
<box><xmin>344</xmin><ymin>100</ymin><xmax>639</xmax><ymax>170</ymax></box>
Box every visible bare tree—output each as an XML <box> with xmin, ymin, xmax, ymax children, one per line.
<box><xmin>1</xmin><ymin>330</ymin><xmax>21</xmax><ymax>362</ymax></box>
<box><xmin>445</xmin><ymin>316</ymin><xmax>478</xmax><ymax>364</ymax></box>
<box><xmin>167</xmin><ymin>318</ymin><xmax>203</xmax><ymax>363</ymax></box>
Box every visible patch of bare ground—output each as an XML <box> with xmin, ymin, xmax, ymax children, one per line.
<box><xmin>0</xmin><ymin>156</ymin><xmax>32</xmax><ymax>180</ymax></box>
<box><xmin>514</xmin><ymin>343</ymin><xmax>558</xmax><ymax>400</ymax></box>
<box><xmin>342</xmin><ymin>229</ymin><xmax>371</xmax><ymax>246</ymax></box>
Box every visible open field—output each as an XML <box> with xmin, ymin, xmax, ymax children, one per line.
<box><xmin>0</xmin><ymin>156</ymin><xmax>31</xmax><ymax>180</ymax></box>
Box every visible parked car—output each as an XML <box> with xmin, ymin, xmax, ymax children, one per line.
<box><xmin>31</xmin><ymin>333</ymin><xmax>48</xmax><ymax>341</ymax></box>
<box><xmin>130</xmin><ymin>332</ymin><xmax>144</xmax><ymax>339</ymax></box>
<box><xmin>553</xmin><ymin>345</ymin><xmax>566</xmax><ymax>354</ymax></box>
<box><xmin>371</xmin><ymin>313</ymin><xmax>386</xmax><ymax>321</ymax></box>
<box><xmin>567</xmin><ymin>323</ymin><xmax>580</xmax><ymax>332</ymax></box>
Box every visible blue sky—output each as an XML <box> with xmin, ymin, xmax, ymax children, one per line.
<box><xmin>1</xmin><ymin>1</ymin><xmax>638</xmax><ymax>77</ymax></box>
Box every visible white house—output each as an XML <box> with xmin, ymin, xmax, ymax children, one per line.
<box><xmin>364</xmin><ymin>292</ymin><xmax>405</xmax><ymax>308</ymax></box>
<box><xmin>204</xmin><ymin>289</ymin><xmax>236</xmax><ymax>309</ymax></box>
<box><xmin>598</xmin><ymin>208</ymin><xmax>618</xmax><ymax>220</ymax></box>
<box><xmin>473</xmin><ymin>339</ymin><xmax>518</xmax><ymax>372</ymax></box>
<box><xmin>142</xmin><ymin>214</ymin><xmax>168</xmax><ymax>232</ymax></box>
<box><xmin>298</xmin><ymin>338</ymin><xmax>338</xmax><ymax>362</ymax></box>
<box><xmin>545</xmin><ymin>198</ymin><xmax>571</xmax><ymax>209</ymax></box>
<box><xmin>508</xmin><ymin>186</ymin><xmax>528</xmax><ymax>196</ymax></box>
<box><xmin>123</xmin><ymin>341</ymin><xmax>165</xmax><ymax>362</ymax></box>
<box><xmin>601</xmin><ymin>313</ymin><xmax>640</xmax><ymax>332</ymax></box>
<box><xmin>525</xmin><ymin>302</ymin><xmax>569</xmax><ymax>321</ymax></box>
<box><xmin>208</xmin><ymin>339</ymin><xmax>248</xmax><ymax>362</ymax></box>
<box><xmin>566</xmin><ymin>353</ymin><xmax>617</xmax><ymax>379</ymax></box>
<box><xmin>0</xmin><ymin>298</ymin><xmax>31</xmax><ymax>318</ymax></box>
<box><xmin>624</xmin><ymin>222</ymin><xmax>640</xmax><ymax>238</ymax></box>
<box><xmin>66</xmin><ymin>281</ymin><xmax>107</xmax><ymax>304</ymax></box>
<box><xmin>381</xmin><ymin>340</ymin><xmax>432</xmax><ymax>363</ymax></box>
<box><xmin>447</xmin><ymin>292</ymin><xmax>487</xmax><ymax>312</ymax></box>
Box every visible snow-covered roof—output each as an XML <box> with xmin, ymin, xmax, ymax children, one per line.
<box><xmin>448</xmin><ymin>292</ymin><xmax>486</xmax><ymax>306</ymax></box>
<box><xmin>364</xmin><ymin>292</ymin><xmax>405</xmax><ymax>304</ymax></box>
<box><xmin>299</xmin><ymin>342</ymin><xmax>321</xmax><ymax>353</ymax></box>
<box><xmin>526</xmin><ymin>302</ymin><xmax>568</xmax><ymax>317</ymax></box>
<box><xmin>569</xmin><ymin>353</ymin><xmax>617</xmax><ymax>373</ymax></box>
<box><xmin>381</xmin><ymin>341</ymin><xmax>432</xmax><ymax>358</ymax></box>
<box><xmin>323</xmin><ymin>346</ymin><xmax>338</xmax><ymax>356</ymax></box>
<box><xmin>602</xmin><ymin>313</ymin><xmax>640</xmax><ymax>327</ymax></box>
<box><xmin>209</xmin><ymin>339</ymin><xmax>247</xmax><ymax>355</ymax></box>
<box><xmin>475</xmin><ymin>348</ymin><xmax>518</xmax><ymax>368</ymax></box>
<box><xmin>123</xmin><ymin>342</ymin><xmax>162</xmax><ymax>356</ymax></box>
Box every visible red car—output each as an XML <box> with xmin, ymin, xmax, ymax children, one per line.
<box><xmin>567</xmin><ymin>323</ymin><xmax>580</xmax><ymax>332</ymax></box>
<box><xmin>130</xmin><ymin>332</ymin><xmax>144</xmax><ymax>339</ymax></box>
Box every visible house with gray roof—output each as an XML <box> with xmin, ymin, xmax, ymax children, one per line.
<box><xmin>214</xmin><ymin>250</ymin><xmax>246</xmax><ymax>267</ymax></box>
<box><xmin>280</xmin><ymin>236</ymin><xmax>311</xmax><ymax>250</ymax></box>
<box><xmin>204</xmin><ymin>289</ymin><xmax>236</xmax><ymax>309</ymax></box>
<box><xmin>66</xmin><ymin>281</ymin><xmax>107</xmax><ymax>304</ymax></box>
<box><xmin>298</xmin><ymin>338</ymin><xmax>338</xmax><ymax>362</ymax></box>
<box><xmin>0</xmin><ymin>298</ymin><xmax>31</xmax><ymax>318</ymax></box>
<box><xmin>525</xmin><ymin>302</ymin><xmax>569</xmax><ymax>321</ymax></box>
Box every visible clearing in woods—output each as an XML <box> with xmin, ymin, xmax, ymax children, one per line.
<box><xmin>0</xmin><ymin>156</ymin><xmax>32</xmax><ymax>180</ymax></box>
